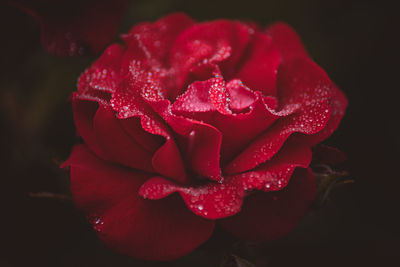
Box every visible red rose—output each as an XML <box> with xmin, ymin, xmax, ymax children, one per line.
<box><xmin>63</xmin><ymin>13</ymin><xmax>347</xmax><ymax>260</ymax></box>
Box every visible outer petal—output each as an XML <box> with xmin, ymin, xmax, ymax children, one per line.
<box><xmin>219</xmin><ymin>168</ymin><xmax>316</xmax><ymax>242</ymax></box>
<box><xmin>72</xmin><ymin>100</ymin><xmax>108</xmax><ymax>159</ymax></box>
<box><xmin>139</xmin><ymin>176</ymin><xmax>245</xmax><ymax>220</ymax></box>
<box><xmin>78</xmin><ymin>44</ymin><xmax>125</xmax><ymax>94</ymax></box>
<box><xmin>122</xmin><ymin>13</ymin><xmax>195</xmax><ymax>66</ymax></box>
<box><xmin>119</xmin><ymin>117</ymin><xmax>163</xmax><ymax>153</ymax></box>
<box><xmin>93</xmin><ymin>105</ymin><xmax>154</xmax><ymax>172</ymax></box>
<box><xmin>139</xmin><ymin>140</ymin><xmax>311</xmax><ymax>220</ymax></box>
<box><xmin>225</xmin><ymin>58</ymin><xmax>333</xmax><ymax>174</ymax></box>
<box><xmin>63</xmin><ymin>145</ymin><xmax>215</xmax><ymax>261</ymax></box>
<box><xmin>14</xmin><ymin>0</ymin><xmax>127</xmax><ymax>56</ymax></box>
<box><xmin>265</xmin><ymin>22</ymin><xmax>309</xmax><ymax>61</ymax></box>
<box><xmin>234</xmin><ymin>138</ymin><xmax>312</xmax><ymax>192</ymax></box>
<box><xmin>235</xmin><ymin>32</ymin><xmax>281</xmax><ymax>96</ymax></box>
<box><xmin>120</xmin><ymin>13</ymin><xmax>194</xmax><ymax>93</ymax></box>
<box><xmin>296</xmin><ymin>85</ymin><xmax>348</xmax><ymax>146</ymax></box>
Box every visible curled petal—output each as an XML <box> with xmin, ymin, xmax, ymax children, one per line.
<box><xmin>140</xmin><ymin>139</ymin><xmax>312</xmax><ymax>220</ymax></box>
<box><xmin>118</xmin><ymin>61</ymin><xmax>223</xmax><ymax>181</ymax></box>
<box><xmin>296</xmin><ymin>85</ymin><xmax>348</xmax><ymax>146</ymax></box>
<box><xmin>226</xmin><ymin>79</ymin><xmax>257</xmax><ymax>111</ymax></box>
<box><xmin>111</xmin><ymin>77</ymin><xmax>188</xmax><ymax>183</ymax></box>
<box><xmin>93</xmin><ymin>105</ymin><xmax>154</xmax><ymax>172</ymax></box>
<box><xmin>122</xmin><ymin>12</ymin><xmax>195</xmax><ymax>66</ymax></box>
<box><xmin>225</xmin><ymin>58</ymin><xmax>333</xmax><ymax>174</ymax></box>
<box><xmin>139</xmin><ymin>176</ymin><xmax>245</xmax><ymax>220</ymax></box>
<box><xmin>72</xmin><ymin>99</ymin><xmax>108</xmax><ymax>159</ymax></box>
<box><xmin>233</xmin><ymin>138</ymin><xmax>312</xmax><ymax>192</ymax></box>
<box><xmin>173</xmin><ymin>78</ymin><xmax>222</xmax><ymax>113</ymax></box>
<box><xmin>214</xmin><ymin>92</ymin><xmax>280</xmax><ymax>162</ymax></box>
<box><xmin>63</xmin><ymin>145</ymin><xmax>214</xmax><ymax>260</ymax></box>
<box><xmin>119</xmin><ymin>117</ymin><xmax>163</xmax><ymax>153</ymax></box>
<box><xmin>173</xmin><ymin>79</ymin><xmax>281</xmax><ymax>162</ymax></box>
<box><xmin>172</xmin><ymin>76</ymin><xmax>231</xmax><ymax>114</ymax></box>
<box><xmin>149</xmin><ymin>99</ymin><xmax>223</xmax><ymax>182</ymax></box>
<box><xmin>78</xmin><ymin>44</ymin><xmax>125</xmax><ymax>94</ymax></box>
<box><xmin>219</xmin><ymin>168</ymin><xmax>316</xmax><ymax>242</ymax></box>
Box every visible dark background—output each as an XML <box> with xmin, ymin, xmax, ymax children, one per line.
<box><xmin>0</xmin><ymin>0</ymin><xmax>399</xmax><ymax>266</ymax></box>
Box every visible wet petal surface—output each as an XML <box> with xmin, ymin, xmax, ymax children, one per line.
<box><xmin>63</xmin><ymin>145</ymin><xmax>215</xmax><ymax>260</ymax></box>
<box><xmin>219</xmin><ymin>168</ymin><xmax>316</xmax><ymax>242</ymax></box>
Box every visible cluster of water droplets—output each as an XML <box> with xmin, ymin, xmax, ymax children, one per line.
<box><xmin>209</xmin><ymin>75</ymin><xmax>232</xmax><ymax>114</ymax></box>
<box><xmin>90</xmin><ymin>68</ymin><xmax>118</xmax><ymax>92</ymax></box>
<box><xmin>239</xmin><ymin>165</ymin><xmax>294</xmax><ymax>193</ymax></box>
<box><xmin>180</xmin><ymin>180</ymin><xmax>243</xmax><ymax>219</ymax></box>
<box><xmin>87</xmin><ymin>215</ymin><xmax>105</xmax><ymax>233</ymax></box>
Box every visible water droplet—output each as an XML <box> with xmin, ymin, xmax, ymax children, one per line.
<box><xmin>91</xmin><ymin>217</ymin><xmax>104</xmax><ymax>232</ymax></box>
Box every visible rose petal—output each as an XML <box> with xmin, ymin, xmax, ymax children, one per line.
<box><xmin>14</xmin><ymin>0</ymin><xmax>127</xmax><ymax>56</ymax></box>
<box><xmin>139</xmin><ymin>139</ymin><xmax>311</xmax><ymax>220</ymax></box>
<box><xmin>72</xmin><ymin>99</ymin><xmax>108</xmax><ymax>159</ymax></box>
<box><xmin>169</xmin><ymin>20</ymin><xmax>253</xmax><ymax>96</ymax></box>
<box><xmin>63</xmin><ymin>145</ymin><xmax>215</xmax><ymax>260</ymax></box>
<box><xmin>172</xmin><ymin>78</ymin><xmax>221</xmax><ymax>113</ymax></box>
<box><xmin>296</xmin><ymin>85</ymin><xmax>348</xmax><ymax>146</ymax></box>
<box><xmin>266</xmin><ymin>22</ymin><xmax>309</xmax><ymax>61</ymax></box>
<box><xmin>111</xmin><ymin>78</ymin><xmax>188</xmax><ymax>183</ymax></box>
<box><xmin>173</xmin><ymin>78</ymin><xmax>281</xmax><ymax>162</ymax></box>
<box><xmin>114</xmin><ymin>61</ymin><xmax>221</xmax><ymax>181</ymax></box>
<box><xmin>208</xmin><ymin>76</ymin><xmax>232</xmax><ymax>115</ymax></box>
<box><xmin>119</xmin><ymin>117</ymin><xmax>163</xmax><ymax>153</ymax></box>
<box><xmin>234</xmin><ymin>138</ymin><xmax>312</xmax><ymax>192</ymax></box>
<box><xmin>172</xmin><ymin>76</ymin><xmax>231</xmax><ymax>115</ymax></box>
<box><xmin>226</xmin><ymin>79</ymin><xmax>257</xmax><ymax>111</ymax></box>
<box><xmin>219</xmin><ymin>168</ymin><xmax>316</xmax><ymax>242</ymax></box>
<box><xmin>235</xmin><ymin>32</ymin><xmax>281</xmax><ymax>96</ymax></box>
<box><xmin>225</xmin><ymin>58</ymin><xmax>333</xmax><ymax>174</ymax></box>
<box><xmin>139</xmin><ymin>176</ymin><xmax>245</xmax><ymax>220</ymax></box>
<box><xmin>149</xmin><ymin>99</ymin><xmax>223</xmax><ymax>182</ymax></box>
<box><xmin>93</xmin><ymin>104</ymin><xmax>154</xmax><ymax>172</ymax></box>
<box><xmin>214</xmin><ymin>93</ymin><xmax>280</xmax><ymax>163</ymax></box>
<box><xmin>122</xmin><ymin>12</ymin><xmax>195</xmax><ymax>66</ymax></box>
<box><xmin>150</xmin><ymin>125</ymin><xmax>188</xmax><ymax>184</ymax></box>
<box><xmin>119</xmin><ymin>13</ymin><xmax>194</xmax><ymax>93</ymax></box>
<box><xmin>78</xmin><ymin>44</ymin><xmax>125</xmax><ymax>94</ymax></box>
